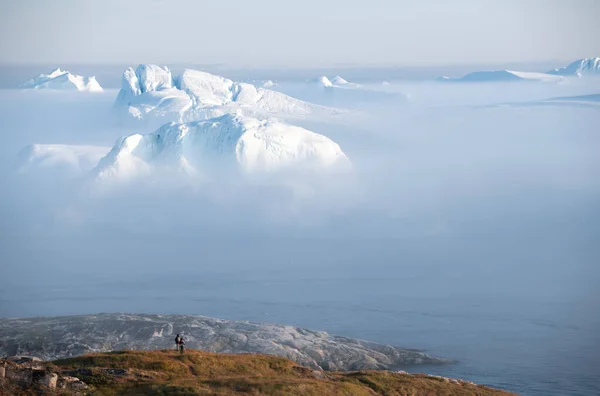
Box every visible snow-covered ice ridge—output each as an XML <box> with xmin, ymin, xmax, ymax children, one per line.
<box><xmin>0</xmin><ymin>313</ymin><xmax>447</xmax><ymax>371</ymax></box>
<box><xmin>94</xmin><ymin>113</ymin><xmax>351</xmax><ymax>181</ymax></box>
<box><xmin>115</xmin><ymin>64</ymin><xmax>345</xmax><ymax>124</ymax></box>
<box><xmin>21</xmin><ymin>68</ymin><xmax>103</xmax><ymax>92</ymax></box>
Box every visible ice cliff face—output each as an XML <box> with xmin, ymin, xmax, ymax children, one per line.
<box><xmin>21</xmin><ymin>69</ymin><xmax>103</xmax><ymax>92</ymax></box>
<box><xmin>0</xmin><ymin>313</ymin><xmax>447</xmax><ymax>371</ymax></box>
<box><xmin>94</xmin><ymin>113</ymin><xmax>350</xmax><ymax>181</ymax></box>
<box><xmin>547</xmin><ymin>57</ymin><xmax>600</xmax><ymax>77</ymax></box>
<box><xmin>115</xmin><ymin>65</ymin><xmax>344</xmax><ymax>125</ymax></box>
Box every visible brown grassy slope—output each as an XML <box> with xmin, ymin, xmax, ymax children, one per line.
<box><xmin>44</xmin><ymin>350</ymin><xmax>516</xmax><ymax>395</ymax></box>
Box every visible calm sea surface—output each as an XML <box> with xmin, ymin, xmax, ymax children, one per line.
<box><xmin>1</xmin><ymin>235</ymin><xmax>598</xmax><ymax>396</ymax></box>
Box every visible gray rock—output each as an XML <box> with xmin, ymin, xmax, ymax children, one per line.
<box><xmin>5</xmin><ymin>356</ymin><xmax>44</xmax><ymax>369</ymax></box>
<box><xmin>38</xmin><ymin>372</ymin><xmax>58</xmax><ymax>389</ymax></box>
<box><xmin>0</xmin><ymin>313</ymin><xmax>448</xmax><ymax>371</ymax></box>
<box><xmin>57</xmin><ymin>375</ymin><xmax>88</xmax><ymax>390</ymax></box>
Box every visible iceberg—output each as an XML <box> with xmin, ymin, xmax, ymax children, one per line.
<box><xmin>115</xmin><ymin>65</ymin><xmax>344</xmax><ymax>126</ymax></box>
<box><xmin>331</xmin><ymin>75</ymin><xmax>349</xmax><ymax>85</ymax></box>
<box><xmin>547</xmin><ymin>57</ymin><xmax>600</xmax><ymax>77</ymax></box>
<box><xmin>94</xmin><ymin>113</ymin><xmax>351</xmax><ymax>181</ymax></box>
<box><xmin>437</xmin><ymin>58</ymin><xmax>600</xmax><ymax>82</ymax></box>
<box><xmin>312</xmin><ymin>76</ymin><xmax>333</xmax><ymax>88</ymax></box>
<box><xmin>21</xmin><ymin>68</ymin><xmax>103</xmax><ymax>92</ymax></box>
<box><xmin>438</xmin><ymin>70</ymin><xmax>563</xmax><ymax>83</ymax></box>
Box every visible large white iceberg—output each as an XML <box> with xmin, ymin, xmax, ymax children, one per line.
<box><xmin>94</xmin><ymin>113</ymin><xmax>351</xmax><ymax>181</ymax></box>
<box><xmin>115</xmin><ymin>65</ymin><xmax>344</xmax><ymax>126</ymax></box>
<box><xmin>547</xmin><ymin>57</ymin><xmax>600</xmax><ymax>77</ymax></box>
<box><xmin>21</xmin><ymin>68</ymin><xmax>103</xmax><ymax>92</ymax></box>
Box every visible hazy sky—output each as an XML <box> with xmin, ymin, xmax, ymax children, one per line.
<box><xmin>0</xmin><ymin>0</ymin><xmax>599</xmax><ymax>66</ymax></box>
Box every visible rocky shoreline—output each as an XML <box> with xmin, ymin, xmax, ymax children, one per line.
<box><xmin>0</xmin><ymin>351</ymin><xmax>515</xmax><ymax>395</ymax></box>
<box><xmin>0</xmin><ymin>313</ymin><xmax>448</xmax><ymax>371</ymax></box>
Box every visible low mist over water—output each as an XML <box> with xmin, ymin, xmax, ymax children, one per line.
<box><xmin>0</xmin><ymin>62</ymin><xmax>599</xmax><ymax>396</ymax></box>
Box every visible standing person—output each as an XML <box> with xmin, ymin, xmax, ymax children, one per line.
<box><xmin>174</xmin><ymin>334</ymin><xmax>181</xmax><ymax>351</ymax></box>
<box><xmin>179</xmin><ymin>336</ymin><xmax>185</xmax><ymax>354</ymax></box>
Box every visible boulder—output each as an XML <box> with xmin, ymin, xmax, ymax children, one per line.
<box><xmin>58</xmin><ymin>375</ymin><xmax>88</xmax><ymax>390</ymax></box>
<box><xmin>39</xmin><ymin>372</ymin><xmax>58</xmax><ymax>389</ymax></box>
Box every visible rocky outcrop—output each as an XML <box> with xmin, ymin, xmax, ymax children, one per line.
<box><xmin>0</xmin><ymin>313</ymin><xmax>447</xmax><ymax>371</ymax></box>
<box><xmin>0</xmin><ymin>357</ymin><xmax>72</xmax><ymax>392</ymax></box>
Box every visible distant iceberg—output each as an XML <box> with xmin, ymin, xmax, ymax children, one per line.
<box><xmin>438</xmin><ymin>70</ymin><xmax>563</xmax><ymax>83</ymax></box>
<box><xmin>311</xmin><ymin>75</ymin><xmax>356</xmax><ymax>87</ymax></box>
<box><xmin>21</xmin><ymin>68</ymin><xmax>103</xmax><ymax>92</ymax></box>
<box><xmin>331</xmin><ymin>75</ymin><xmax>349</xmax><ymax>85</ymax></box>
<box><xmin>312</xmin><ymin>76</ymin><xmax>333</xmax><ymax>88</ymax></box>
<box><xmin>547</xmin><ymin>57</ymin><xmax>600</xmax><ymax>77</ymax></box>
<box><xmin>437</xmin><ymin>58</ymin><xmax>600</xmax><ymax>82</ymax></box>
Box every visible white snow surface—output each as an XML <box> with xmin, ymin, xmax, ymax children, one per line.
<box><xmin>547</xmin><ymin>57</ymin><xmax>600</xmax><ymax>77</ymax></box>
<box><xmin>115</xmin><ymin>65</ymin><xmax>344</xmax><ymax>125</ymax></box>
<box><xmin>16</xmin><ymin>144</ymin><xmax>110</xmax><ymax>175</ymax></box>
<box><xmin>94</xmin><ymin>114</ymin><xmax>350</xmax><ymax>181</ymax></box>
<box><xmin>21</xmin><ymin>68</ymin><xmax>103</xmax><ymax>92</ymax></box>
<box><xmin>440</xmin><ymin>70</ymin><xmax>563</xmax><ymax>83</ymax></box>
